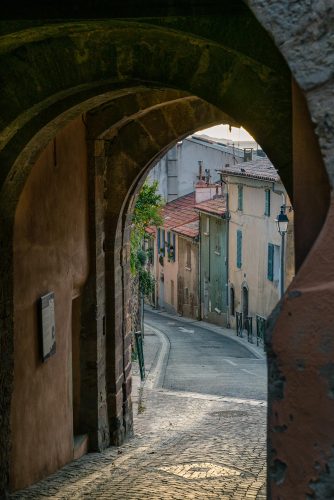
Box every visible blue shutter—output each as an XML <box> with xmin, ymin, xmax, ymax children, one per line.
<box><xmin>238</xmin><ymin>186</ymin><xmax>243</xmax><ymax>211</ymax></box>
<box><xmin>157</xmin><ymin>228</ymin><xmax>161</xmax><ymax>251</ymax></box>
<box><xmin>172</xmin><ymin>233</ymin><xmax>176</xmax><ymax>261</ymax></box>
<box><xmin>265</xmin><ymin>190</ymin><xmax>271</xmax><ymax>216</ymax></box>
<box><xmin>162</xmin><ymin>229</ymin><xmax>165</xmax><ymax>255</ymax></box>
<box><xmin>237</xmin><ymin>230</ymin><xmax>242</xmax><ymax>268</ymax></box>
<box><xmin>268</xmin><ymin>243</ymin><xmax>274</xmax><ymax>281</ymax></box>
<box><xmin>167</xmin><ymin>231</ymin><xmax>171</xmax><ymax>255</ymax></box>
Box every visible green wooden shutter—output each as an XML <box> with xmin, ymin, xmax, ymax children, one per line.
<box><xmin>265</xmin><ymin>190</ymin><xmax>271</xmax><ymax>216</ymax></box>
<box><xmin>172</xmin><ymin>233</ymin><xmax>176</xmax><ymax>261</ymax></box>
<box><xmin>238</xmin><ymin>185</ymin><xmax>243</xmax><ymax>211</ymax></box>
<box><xmin>268</xmin><ymin>243</ymin><xmax>274</xmax><ymax>281</ymax></box>
<box><xmin>237</xmin><ymin>230</ymin><xmax>242</xmax><ymax>268</ymax></box>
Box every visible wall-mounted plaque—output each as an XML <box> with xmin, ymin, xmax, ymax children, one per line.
<box><xmin>38</xmin><ymin>292</ymin><xmax>56</xmax><ymax>361</ymax></box>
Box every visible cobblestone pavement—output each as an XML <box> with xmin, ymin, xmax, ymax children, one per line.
<box><xmin>12</xmin><ymin>327</ymin><xmax>267</xmax><ymax>500</ymax></box>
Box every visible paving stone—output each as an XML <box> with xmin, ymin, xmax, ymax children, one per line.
<box><xmin>11</xmin><ymin>328</ymin><xmax>266</xmax><ymax>499</ymax></box>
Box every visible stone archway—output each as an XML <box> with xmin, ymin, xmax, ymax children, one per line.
<box><xmin>0</xmin><ymin>3</ymin><xmax>332</xmax><ymax>497</ymax></box>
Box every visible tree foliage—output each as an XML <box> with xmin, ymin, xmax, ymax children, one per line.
<box><xmin>130</xmin><ymin>181</ymin><xmax>164</xmax><ymax>295</ymax></box>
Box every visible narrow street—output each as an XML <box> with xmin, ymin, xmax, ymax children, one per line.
<box><xmin>145</xmin><ymin>309</ymin><xmax>267</xmax><ymax>401</ymax></box>
<box><xmin>12</xmin><ymin>310</ymin><xmax>267</xmax><ymax>500</ymax></box>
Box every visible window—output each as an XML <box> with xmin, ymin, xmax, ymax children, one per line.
<box><xmin>265</xmin><ymin>189</ymin><xmax>271</xmax><ymax>216</ymax></box>
<box><xmin>236</xmin><ymin>230</ymin><xmax>242</xmax><ymax>268</ymax></box>
<box><xmin>238</xmin><ymin>185</ymin><xmax>243</xmax><ymax>211</ymax></box>
<box><xmin>161</xmin><ymin>229</ymin><xmax>165</xmax><ymax>255</ymax></box>
<box><xmin>204</xmin><ymin>216</ymin><xmax>210</xmax><ymax>235</ymax></box>
<box><xmin>157</xmin><ymin>228</ymin><xmax>161</xmax><ymax>251</ymax></box>
<box><xmin>186</xmin><ymin>243</ymin><xmax>192</xmax><ymax>269</ymax></box>
<box><xmin>268</xmin><ymin>243</ymin><xmax>280</xmax><ymax>281</ymax></box>
<box><xmin>230</xmin><ymin>286</ymin><xmax>235</xmax><ymax>316</ymax></box>
<box><xmin>167</xmin><ymin>231</ymin><xmax>176</xmax><ymax>262</ymax></box>
<box><xmin>215</xmin><ymin>221</ymin><xmax>221</xmax><ymax>254</ymax></box>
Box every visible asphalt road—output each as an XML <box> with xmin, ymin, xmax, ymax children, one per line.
<box><xmin>145</xmin><ymin>310</ymin><xmax>267</xmax><ymax>401</ymax></box>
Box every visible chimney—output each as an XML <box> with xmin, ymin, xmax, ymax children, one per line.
<box><xmin>195</xmin><ymin>181</ymin><xmax>223</xmax><ymax>203</ymax></box>
<box><xmin>197</xmin><ymin>160</ymin><xmax>205</xmax><ymax>180</ymax></box>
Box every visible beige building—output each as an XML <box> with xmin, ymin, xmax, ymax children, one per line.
<box><xmin>148</xmin><ymin>193</ymin><xmax>199</xmax><ymax>317</ymax></box>
<box><xmin>219</xmin><ymin>159</ymin><xmax>294</xmax><ymax>330</ymax></box>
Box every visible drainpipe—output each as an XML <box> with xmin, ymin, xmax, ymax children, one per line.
<box><xmin>272</xmin><ymin>183</ymin><xmax>287</xmax><ymax>298</ymax></box>
<box><xmin>198</xmin><ymin>217</ymin><xmax>202</xmax><ymax>321</ymax></box>
<box><xmin>225</xmin><ymin>187</ymin><xmax>230</xmax><ymax>328</ymax></box>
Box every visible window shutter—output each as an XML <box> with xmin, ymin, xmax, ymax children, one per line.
<box><xmin>157</xmin><ymin>228</ymin><xmax>161</xmax><ymax>251</ymax></box>
<box><xmin>265</xmin><ymin>190</ymin><xmax>271</xmax><ymax>216</ymax></box>
<box><xmin>162</xmin><ymin>229</ymin><xmax>165</xmax><ymax>255</ymax></box>
<box><xmin>167</xmin><ymin>231</ymin><xmax>171</xmax><ymax>256</ymax></box>
<box><xmin>268</xmin><ymin>243</ymin><xmax>274</xmax><ymax>281</ymax></box>
<box><xmin>172</xmin><ymin>233</ymin><xmax>176</xmax><ymax>261</ymax></box>
<box><xmin>238</xmin><ymin>186</ymin><xmax>243</xmax><ymax>211</ymax></box>
<box><xmin>237</xmin><ymin>230</ymin><xmax>242</xmax><ymax>268</ymax></box>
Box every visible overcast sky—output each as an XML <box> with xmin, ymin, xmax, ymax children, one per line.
<box><xmin>196</xmin><ymin>124</ymin><xmax>255</xmax><ymax>142</ymax></box>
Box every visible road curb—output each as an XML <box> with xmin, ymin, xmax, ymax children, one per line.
<box><xmin>144</xmin><ymin>306</ymin><xmax>265</xmax><ymax>360</ymax></box>
<box><xmin>143</xmin><ymin>323</ymin><xmax>171</xmax><ymax>389</ymax></box>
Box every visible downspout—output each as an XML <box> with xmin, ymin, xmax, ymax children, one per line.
<box><xmin>225</xmin><ymin>188</ymin><xmax>230</xmax><ymax>328</ymax></box>
<box><xmin>198</xmin><ymin>215</ymin><xmax>202</xmax><ymax>320</ymax></box>
<box><xmin>272</xmin><ymin>182</ymin><xmax>287</xmax><ymax>299</ymax></box>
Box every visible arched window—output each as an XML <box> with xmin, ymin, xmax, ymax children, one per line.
<box><xmin>230</xmin><ymin>286</ymin><xmax>235</xmax><ymax>316</ymax></box>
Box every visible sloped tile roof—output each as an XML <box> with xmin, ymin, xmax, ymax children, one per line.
<box><xmin>145</xmin><ymin>192</ymin><xmax>198</xmax><ymax>236</ymax></box>
<box><xmin>219</xmin><ymin>158</ymin><xmax>279</xmax><ymax>182</ymax></box>
<box><xmin>195</xmin><ymin>196</ymin><xmax>227</xmax><ymax>217</ymax></box>
<box><xmin>173</xmin><ymin>220</ymin><xmax>199</xmax><ymax>238</ymax></box>
<box><xmin>161</xmin><ymin>192</ymin><xmax>198</xmax><ymax>229</ymax></box>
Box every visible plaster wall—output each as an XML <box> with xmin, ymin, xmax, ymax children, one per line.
<box><xmin>11</xmin><ymin>117</ymin><xmax>89</xmax><ymax>491</ymax></box>
<box><xmin>148</xmin><ymin>138</ymin><xmax>241</xmax><ymax>202</ymax></box>
<box><xmin>177</xmin><ymin>237</ymin><xmax>199</xmax><ymax>319</ymax></box>
<box><xmin>156</xmin><ymin>232</ymin><xmax>178</xmax><ymax>314</ymax></box>
<box><xmin>228</xmin><ymin>177</ymin><xmax>294</xmax><ymax>327</ymax></box>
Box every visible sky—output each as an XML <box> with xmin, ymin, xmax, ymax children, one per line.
<box><xmin>195</xmin><ymin>124</ymin><xmax>255</xmax><ymax>143</ymax></box>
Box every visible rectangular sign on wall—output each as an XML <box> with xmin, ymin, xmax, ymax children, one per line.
<box><xmin>39</xmin><ymin>292</ymin><xmax>56</xmax><ymax>361</ymax></box>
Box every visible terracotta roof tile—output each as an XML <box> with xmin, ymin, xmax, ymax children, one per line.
<box><xmin>195</xmin><ymin>196</ymin><xmax>227</xmax><ymax>216</ymax></box>
<box><xmin>161</xmin><ymin>192</ymin><xmax>198</xmax><ymax>229</ymax></box>
<box><xmin>145</xmin><ymin>192</ymin><xmax>198</xmax><ymax>235</ymax></box>
<box><xmin>173</xmin><ymin>220</ymin><xmax>199</xmax><ymax>238</ymax></box>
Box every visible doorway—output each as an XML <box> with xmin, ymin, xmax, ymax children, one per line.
<box><xmin>71</xmin><ymin>294</ymin><xmax>88</xmax><ymax>459</ymax></box>
<box><xmin>242</xmin><ymin>285</ymin><xmax>249</xmax><ymax>325</ymax></box>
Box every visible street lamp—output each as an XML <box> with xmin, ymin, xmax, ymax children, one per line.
<box><xmin>275</xmin><ymin>206</ymin><xmax>289</xmax><ymax>298</ymax></box>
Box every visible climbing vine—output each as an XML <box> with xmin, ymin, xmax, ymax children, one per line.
<box><xmin>130</xmin><ymin>181</ymin><xmax>164</xmax><ymax>296</ymax></box>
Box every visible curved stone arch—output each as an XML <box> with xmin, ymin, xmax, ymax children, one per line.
<box><xmin>4</xmin><ymin>92</ymin><xmax>229</xmax><ymax>492</ymax></box>
<box><xmin>245</xmin><ymin>2</ymin><xmax>334</xmax><ymax>496</ymax></box>
<box><xmin>0</xmin><ymin>19</ymin><xmax>291</xmax><ymax>194</ymax></box>
<box><xmin>0</xmin><ymin>5</ymin><xmax>332</xmax><ymax>496</ymax></box>
<box><xmin>86</xmin><ymin>96</ymin><xmax>228</xmax><ymax>446</ymax></box>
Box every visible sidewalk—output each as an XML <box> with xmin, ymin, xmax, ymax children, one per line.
<box><xmin>132</xmin><ymin>324</ymin><xmax>164</xmax><ymax>414</ymax></box>
<box><xmin>144</xmin><ymin>305</ymin><xmax>266</xmax><ymax>360</ymax></box>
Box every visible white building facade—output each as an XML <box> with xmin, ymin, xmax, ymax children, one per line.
<box><xmin>148</xmin><ymin>135</ymin><xmax>263</xmax><ymax>202</ymax></box>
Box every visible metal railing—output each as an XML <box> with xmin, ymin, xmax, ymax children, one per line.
<box><xmin>245</xmin><ymin>316</ymin><xmax>253</xmax><ymax>344</ymax></box>
<box><xmin>134</xmin><ymin>330</ymin><xmax>145</xmax><ymax>381</ymax></box>
<box><xmin>256</xmin><ymin>315</ymin><xmax>266</xmax><ymax>349</ymax></box>
<box><xmin>236</xmin><ymin>311</ymin><xmax>243</xmax><ymax>337</ymax></box>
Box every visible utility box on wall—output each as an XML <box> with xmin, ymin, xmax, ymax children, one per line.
<box><xmin>38</xmin><ymin>292</ymin><xmax>56</xmax><ymax>361</ymax></box>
